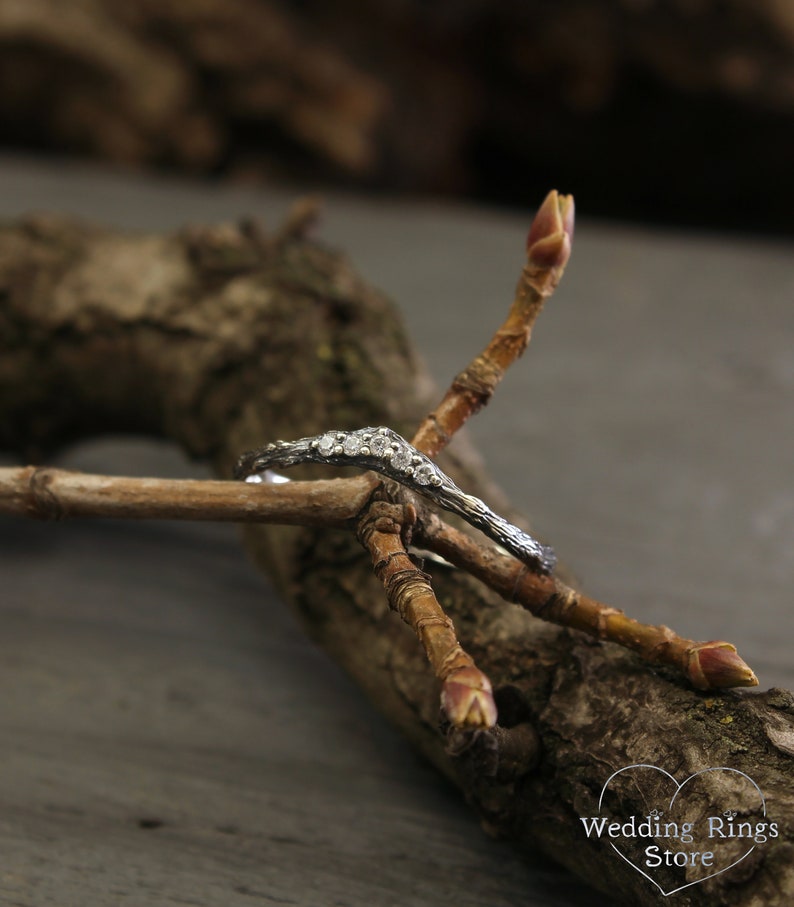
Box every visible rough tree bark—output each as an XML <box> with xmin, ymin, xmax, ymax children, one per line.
<box><xmin>1</xmin><ymin>212</ymin><xmax>793</xmax><ymax>906</ymax></box>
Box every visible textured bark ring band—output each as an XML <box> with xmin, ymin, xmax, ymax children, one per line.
<box><xmin>235</xmin><ymin>426</ymin><xmax>556</xmax><ymax>575</ymax></box>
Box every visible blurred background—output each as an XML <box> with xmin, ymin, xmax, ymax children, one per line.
<box><xmin>0</xmin><ymin>0</ymin><xmax>791</xmax><ymax>233</ymax></box>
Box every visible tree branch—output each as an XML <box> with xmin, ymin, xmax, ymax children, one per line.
<box><xmin>357</xmin><ymin>494</ymin><xmax>497</xmax><ymax>729</ymax></box>
<box><xmin>0</xmin><ymin>465</ymin><xmax>369</xmax><ymax>527</ymax></box>
<box><xmin>0</xmin><ymin>457</ymin><xmax>756</xmax><ymax>693</ymax></box>
<box><xmin>414</xmin><ymin>510</ymin><xmax>757</xmax><ymax>691</ymax></box>
<box><xmin>411</xmin><ymin>190</ymin><xmax>574</xmax><ymax>458</ymax></box>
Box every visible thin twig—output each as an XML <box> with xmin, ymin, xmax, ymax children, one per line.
<box><xmin>0</xmin><ymin>466</ymin><xmax>370</xmax><ymax>528</ymax></box>
<box><xmin>0</xmin><ymin>462</ymin><xmax>757</xmax><ymax>691</ymax></box>
<box><xmin>411</xmin><ymin>189</ymin><xmax>574</xmax><ymax>458</ymax></box>
<box><xmin>415</xmin><ymin>511</ymin><xmax>758</xmax><ymax>691</ymax></box>
<box><xmin>356</xmin><ymin>495</ymin><xmax>497</xmax><ymax>728</ymax></box>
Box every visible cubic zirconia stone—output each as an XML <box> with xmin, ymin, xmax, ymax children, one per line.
<box><xmin>317</xmin><ymin>433</ymin><xmax>336</xmax><ymax>456</ymax></box>
<box><xmin>369</xmin><ymin>433</ymin><xmax>389</xmax><ymax>457</ymax></box>
<box><xmin>343</xmin><ymin>434</ymin><xmax>362</xmax><ymax>456</ymax></box>
<box><xmin>390</xmin><ymin>446</ymin><xmax>412</xmax><ymax>471</ymax></box>
<box><xmin>413</xmin><ymin>463</ymin><xmax>436</xmax><ymax>485</ymax></box>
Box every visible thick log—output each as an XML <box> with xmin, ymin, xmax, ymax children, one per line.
<box><xmin>1</xmin><ymin>212</ymin><xmax>793</xmax><ymax>905</ymax></box>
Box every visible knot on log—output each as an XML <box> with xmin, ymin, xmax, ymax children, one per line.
<box><xmin>180</xmin><ymin>219</ymin><xmax>271</xmax><ymax>275</ymax></box>
<box><xmin>355</xmin><ymin>497</ymin><xmax>417</xmax><ymax>546</ymax></box>
<box><xmin>445</xmin><ymin>721</ymin><xmax>542</xmax><ymax>839</ymax></box>
<box><xmin>26</xmin><ymin>467</ymin><xmax>64</xmax><ymax>520</ymax></box>
<box><xmin>453</xmin><ymin>356</ymin><xmax>503</xmax><ymax>404</ymax></box>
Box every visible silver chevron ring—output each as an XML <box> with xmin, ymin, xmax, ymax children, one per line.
<box><xmin>235</xmin><ymin>426</ymin><xmax>556</xmax><ymax>575</ymax></box>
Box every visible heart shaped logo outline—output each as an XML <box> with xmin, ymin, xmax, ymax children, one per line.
<box><xmin>598</xmin><ymin>764</ymin><xmax>766</xmax><ymax>897</ymax></box>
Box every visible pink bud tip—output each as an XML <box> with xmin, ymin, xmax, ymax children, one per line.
<box><xmin>687</xmin><ymin>641</ymin><xmax>758</xmax><ymax>691</ymax></box>
<box><xmin>441</xmin><ymin>666</ymin><xmax>498</xmax><ymax>729</ymax></box>
<box><xmin>526</xmin><ymin>190</ymin><xmax>575</xmax><ymax>270</ymax></box>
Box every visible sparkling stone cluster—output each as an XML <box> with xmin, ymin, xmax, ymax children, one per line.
<box><xmin>310</xmin><ymin>427</ymin><xmax>443</xmax><ymax>486</ymax></box>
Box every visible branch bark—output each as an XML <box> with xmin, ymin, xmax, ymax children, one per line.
<box><xmin>1</xmin><ymin>211</ymin><xmax>792</xmax><ymax>906</ymax></box>
<box><xmin>0</xmin><ymin>466</ymin><xmax>369</xmax><ymax>526</ymax></box>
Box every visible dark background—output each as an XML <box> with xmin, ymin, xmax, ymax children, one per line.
<box><xmin>0</xmin><ymin>0</ymin><xmax>792</xmax><ymax>232</ymax></box>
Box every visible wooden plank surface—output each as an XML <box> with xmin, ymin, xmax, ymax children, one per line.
<box><xmin>1</xmin><ymin>155</ymin><xmax>792</xmax><ymax>905</ymax></box>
